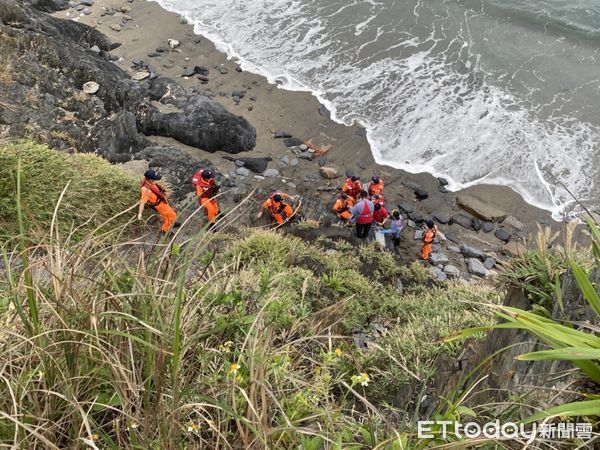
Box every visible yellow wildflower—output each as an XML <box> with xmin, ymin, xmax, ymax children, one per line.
<box><xmin>186</xmin><ymin>421</ymin><xmax>200</xmax><ymax>433</ymax></box>
<box><xmin>90</xmin><ymin>434</ymin><xmax>99</xmax><ymax>441</ymax></box>
<box><xmin>229</xmin><ymin>362</ymin><xmax>240</xmax><ymax>375</ymax></box>
<box><xmin>334</xmin><ymin>348</ymin><xmax>343</xmax><ymax>357</ymax></box>
<box><xmin>359</xmin><ymin>372</ymin><xmax>370</xmax><ymax>386</ymax></box>
<box><xmin>351</xmin><ymin>372</ymin><xmax>370</xmax><ymax>387</ymax></box>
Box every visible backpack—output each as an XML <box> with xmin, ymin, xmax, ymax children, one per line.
<box><xmin>191</xmin><ymin>170</ymin><xmax>204</xmax><ymax>186</ymax></box>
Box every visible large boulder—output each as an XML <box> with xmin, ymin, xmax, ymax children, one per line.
<box><xmin>226</xmin><ymin>157</ymin><xmax>271</xmax><ymax>173</ymax></box>
<box><xmin>137</xmin><ymin>87</ymin><xmax>256</xmax><ymax>153</ymax></box>
<box><xmin>319</xmin><ymin>167</ymin><xmax>339</xmax><ymax>179</ymax></box>
<box><xmin>460</xmin><ymin>244</ymin><xmax>486</xmax><ymax>261</ymax></box>
<box><xmin>451</xmin><ymin>213</ymin><xmax>477</xmax><ymax>231</ymax></box>
<box><xmin>0</xmin><ymin>2</ymin><xmax>255</xmax><ymax>159</ymax></box>
<box><xmin>84</xmin><ymin>111</ymin><xmax>147</xmax><ymax>161</ymax></box>
<box><xmin>429</xmin><ymin>253</ymin><xmax>449</xmax><ymax>265</ymax></box>
<box><xmin>467</xmin><ymin>258</ymin><xmax>489</xmax><ymax>278</ymax></box>
<box><xmin>24</xmin><ymin>0</ymin><xmax>70</xmax><ymax>12</ymax></box>
<box><xmin>456</xmin><ymin>194</ymin><xmax>507</xmax><ymax>222</ymax></box>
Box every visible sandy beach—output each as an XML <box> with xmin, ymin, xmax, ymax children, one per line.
<box><xmin>54</xmin><ymin>0</ymin><xmax>574</xmax><ymax>265</ymax></box>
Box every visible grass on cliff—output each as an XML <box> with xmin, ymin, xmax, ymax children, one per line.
<box><xmin>0</xmin><ymin>141</ymin><xmax>138</xmax><ymax>243</ymax></box>
<box><xmin>0</xmin><ymin>203</ymin><xmax>501</xmax><ymax>449</ymax></box>
<box><xmin>0</xmin><ymin>146</ymin><xmax>504</xmax><ymax>447</ymax></box>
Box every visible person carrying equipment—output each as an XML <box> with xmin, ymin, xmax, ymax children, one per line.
<box><xmin>332</xmin><ymin>192</ymin><xmax>355</xmax><ymax>223</ymax></box>
<box><xmin>422</xmin><ymin>219</ymin><xmax>438</xmax><ymax>261</ymax></box>
<box><xmin>342</xmin><ymin>175</ymin><xmax>362</xmax><ymax>200</ymax></box>
<box><xmin>367</xmin><ymin>176</ymin><xmax>384</xmax><ymax>197</ymax></box>
<box><xmin>138</xmin><ymin>169</ymin><xmax>177</xmax><ymax>234</ymax></box>
<box><xmin>192</xmin><ymin>168</ymin><xmax>220</xmax><ymax>224</ymax></box>
<box><xmin>350</xmin><ymin>190</ymin><xmax>374</xmax><ymax>238</ymax></box>
<box><xmin>258</xmin><ymin>193</ymin><xmax>295</xmax><ymax>225</ymax></box>
<box><xmin>373</xmin><ymin>203</ymin><xmax>389</xmax><ymax>226</ymax></box>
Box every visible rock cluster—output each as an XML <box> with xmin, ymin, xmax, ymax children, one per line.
<box><xmin>0</xmin><ymin>0</ymin><xmax>256</xmax><ymax>166</ymax></box>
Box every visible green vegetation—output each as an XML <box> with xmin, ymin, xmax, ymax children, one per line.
<box><xmin>499</xmin><ymin>224</ymin><xmax>590</xmax><ymax>314</ymax></box>
<box><xmin>7</xmin><ymin>140</ymin><xmax>597</xmax><ymax>448</ymax></box>
<box><xmin>0</xmin><ymin>170</ymin><xmax>499</xmax><ymax>448</ymax></box>
<box><xmin>0</xmin><ymin>141</ymin><xmax>138</xmax><ymax>242</ymax></box>
<box><xmin>448</xmin><ymin>220</ymin><xmax>600</xmax><ymax>430</ymax></box>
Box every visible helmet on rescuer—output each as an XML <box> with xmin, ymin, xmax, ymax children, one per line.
<box><xmin>144</xmin><ymin>169</ymin><xmax>161</xmax><ymax>180</ymax></box>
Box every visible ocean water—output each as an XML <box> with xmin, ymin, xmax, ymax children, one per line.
<box><xmin>154</xmin><ymin>0</ymin><xmax>600</xmax><ymax>220</ymax></box>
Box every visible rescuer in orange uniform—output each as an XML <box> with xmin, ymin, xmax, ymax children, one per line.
<box><xmin>422</xmin><ymin>219</ymin><xmax>438</xmax><ymax>261</ymax></box>
<box><xmin>138</xmin><ymin>169</ymin><xmax>177</xmax><ymax>234</ymax></box>
<box><xmin>258</xmin><ymin>193</ymin><xmax>295</xmax><ymax>225</ymax></box>
<box><xmin>332</xmin><ymin>192</ymin><xmax>355</xmax><ymax>223</ymax></box>
<box><xmin>341</xmin><ymin>175</ymin><xmax>362</xmax><ymax>200</ymax></box>
<box><xmin>371</xmin><ymin>194</ymin><xmax>385</xmax><ymax>207</ymax></box>
<box><xmin>367</xmin><ymin>176</ymin><xmax>384</xmax><ymax>197</ymax></box>
<box><xmin>192</xmin><ymin>169</ymin><xmax>220</xmax><ymax>225</ymax></box>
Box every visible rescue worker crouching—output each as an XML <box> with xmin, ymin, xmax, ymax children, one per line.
<box><xmin>258</xmin><ymin>193</ymin><xmax>295</xmax><ymax>225</ymax></box>
<box><xmin>192</xmin><ymin>168</ymin><xmax>220</xmax><ymax>226</ymax></box>
<box><xmin>367</xmin><ymin>176</ymin><xmax>384</xmax><ymax>197</ymax></box>
<box><xmin>332</xmin><ymin>192</ymin><xmax>355</xmax><ymax>224</ymax></box>
<box><xmin>341</xmin><ymin>175</ymin><xmax>362</xmax><ymax>200</ymax></box>
<box><xmin>138</xmin><ymin>169</ymin><xmax>178</xmax><ymax>234</ymax></box>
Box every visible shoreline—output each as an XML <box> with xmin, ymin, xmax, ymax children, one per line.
<box><xmin>146</xmin><ymin>0</ymin><xmax>569</xmax><ymax>221</ymax></box>
<box><xmin>56</xmin><ymin>0</ymin><xmax>573</xmax><ymax>271</ymax></box>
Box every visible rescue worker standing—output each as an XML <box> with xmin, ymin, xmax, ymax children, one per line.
<box><xmin>422</xmin><ymin>219</ymin><xmax>438</xmax><ymax>261</ymax></box>
<box><xmin>192</xmin><ymin>169</ymin><xmax>220</xmax><ymax>225</ymax></box>
<box><xmin>258</xmin><ymin>193</ymin><xmax>295</xmax><ymax>225</ymax></box>
<box><xmin>342</xmin><ymin>175</ymin><xmax>362</xmax><ymax>200</ymax></box>
<box><xmin>138</xmin><ymin>169</ymin><xmax>177</xmax><ymax>234</ymax></box>
<box><xmin>332</xmin><ymin>192</ymin><xmax>355</xmax><ymax>224</ymax></box>
<box><xmin>350</xmin><ymin>190</ymin><xmax>374</xmax><ymax>238</ymax></box>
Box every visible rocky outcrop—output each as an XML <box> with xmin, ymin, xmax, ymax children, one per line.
<box><xmin>139</xmin><ymin>77</ymin><xmax>256</xmax><ymax>152</ymax></box>
<box><xmin>0</xmin><ymin>0</ymin><xmax>255</xmax><ymax>161</ymax></box>
<box><xmin>456</xmin><ymin>193</ymin><xmax>507</xmax><ymax>222</ymax></box>
<box><xmin>418</xmin><ymin>271</ymin><xmax>600</xmax><ymax>417</ymax></box>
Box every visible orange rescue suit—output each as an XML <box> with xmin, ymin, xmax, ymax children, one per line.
<box><xmin>332</xmin><ymin>196</ymin><xmax>355</xmax><ymax>220</ymax></box>
<box><xmin>195</xmin><ymin>175</ymin><xmax>220</xmax><ymax>223</ymax></box>
<box><xmin>368</xmin><ymin>179</ymin><xmax>384</xmax><ymax>197</ymax></box>
<box><xmin>263</xmin><ymin>197</ymin><xmax>294</xmax><ymax>224</ymax></box>
<box><xmin>341</xmin><ymin>178</ymin><xmax>362</xmax><ymax>199</ymax></box>
<box><xmin>140</xmin><ymin>180</ymin><xmax>177</xmax><ymax>233</ymax></box>
<box><xmin>422</xmin><ymin>226</ymin><xmax>438</xmax><ymax>261</ymax></box>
